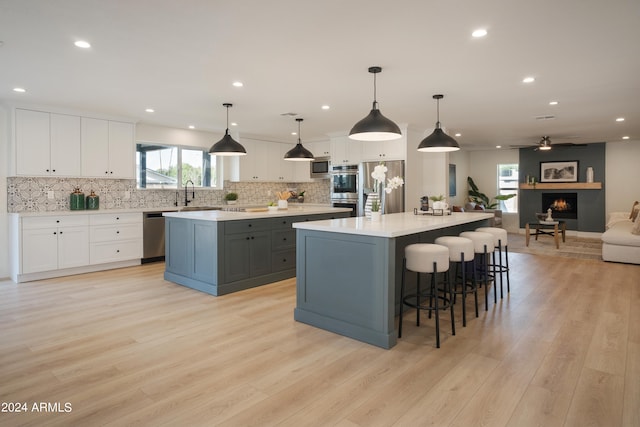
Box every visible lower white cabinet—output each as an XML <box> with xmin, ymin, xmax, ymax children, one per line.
<box><xmin>11</xmin><ymin>212</ymin><xmax>143</xmax><ymax>282</ymax></box>
<box><xmin>89</xmin><ymin>213</ymin><xmax>143</xmax><ymax>264</ymax></box>
<box><xmin>21</xmin><ymin>215</ymin><xmax>89</xmax><ymax>274</ymax></box>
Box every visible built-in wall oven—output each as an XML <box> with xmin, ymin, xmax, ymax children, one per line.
<box><xmin>330</xmin><ymin>164</ymin><xmax>359</xmax><ymax>217</ymax></box>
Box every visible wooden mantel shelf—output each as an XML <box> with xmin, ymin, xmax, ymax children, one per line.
<box><xmin>519</xmin><ymin>182</ymin><xmax>602</xmax><ymax>190</ymax></box>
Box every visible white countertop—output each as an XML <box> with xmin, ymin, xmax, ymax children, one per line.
<box><xmin>292</xmin><ymin>211</ymin><xmax>494</xmax><ymax>238</ymax></box>
<box><xmin>162</xmin><ymin>206</ymin><xmax>351</xmax><ymax>221</ymax></box>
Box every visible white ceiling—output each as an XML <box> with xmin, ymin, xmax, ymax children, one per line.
<box><xmin>1</xmin><ymin>0</ymin><xmax>639</xmax><ymax>149</ymax></box>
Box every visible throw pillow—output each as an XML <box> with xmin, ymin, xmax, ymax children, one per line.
<box><xmin>630</xmin><ymin>201</ymin><xmax>640</xmax><ymax>221</ymax></box>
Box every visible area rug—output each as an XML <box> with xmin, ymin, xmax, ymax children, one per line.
<box><xmin>507</xmin><ymin>232</ymin><xmax>602</xmax><ymax>260</ymax></box>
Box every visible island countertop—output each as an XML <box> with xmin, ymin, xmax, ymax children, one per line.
<box><xmin>292</xmin><ymin>211</ymin><xmax>494</xmax><ymax>238</ymax></box>
<box><xmin>163</xmin><ymin>205</ymin><xmax>351</xmax><ymax>221</ymax></box>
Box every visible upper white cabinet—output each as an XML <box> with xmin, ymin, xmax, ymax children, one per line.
<box><xmin>331</xmin><ymin>136</ymin><xmax>363</xmax><ymax>165</ymax></box>
<box><xmin>308</xmin><ymin>141</ymin><xmax>331</xmax><ymax>157</ymax></box>
<box><xmin>235</xmin><ymin>139</ymin><xmax>294</xmax><ymax>182</ymax></box>
<box><xmin>362</xmin><ymin>139</ymin><xmax>406</xmax><ymax>161</ymax></box>
<box><xmin>81</xmin><ymin>118</ymin><xmax>134</xmax><ymax>178</ymax></box>
<box><xmin>13</xmin><ymin>107</ymin><xmax>134</xmax><ymax>179</ymax></box>
<box><xmin>16</xmin><ymin>109</ymin><xmax>81</xmax><ymax>176</ymax></box>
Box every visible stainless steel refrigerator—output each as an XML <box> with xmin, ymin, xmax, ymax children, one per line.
<box><xmin>358</xmin><ymin>160</ymin><xmax>405</xmax><ymax>216</ymax></box>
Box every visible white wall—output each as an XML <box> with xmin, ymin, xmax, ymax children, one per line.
<box><xmin>1</xmin><ymin>106</ymin><xmax>9</xmax><ymax>278</ymax></box>
<box><xmin>605</xmin><ymin>140</ymin><xmax>640</xmax><ymax>213</ymax></box>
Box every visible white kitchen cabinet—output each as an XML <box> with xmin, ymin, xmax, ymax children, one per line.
<box><xmin>89</xmin><ymin>213</ymin><xmax>142</xmax><ymax>264</ymax></box>
<box><xmin>308</xmin><ymin>141</ymin><xmax>332</xmax><ymax>157</ymax></box>
<box><xmin>81</xmin><ymin>118</ymin><xmax>134</xmax><ymax>178</ymax></box>
<box><xmin>362</xmin><ymin>139</ymin><xmax>406</xmax><ymax>161</ymax></box>
<box><xmin>16</xmin><ymin>109</ymin><xmax>81</xmax><ymax>176</ymax></box>
<box><xmin>21</xmin><ymin>215</ymin><xmax>89</xmax><ymax>274</ymax></box>
<box><xmin>236</xmin><ymin>139</ymin><xmax>294</xmax><ymax>182</ymax></box>
<box><xmin>331</xmin><ymin>136</ymin><xmax>363</xmax><ymax>165</ymax></box>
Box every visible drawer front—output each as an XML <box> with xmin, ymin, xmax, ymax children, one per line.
<box><xmin>270</xmin><ymin>216</ymin><xmax>302</xmax><ymax>230</ymax></box>
<box><xmin>89</xmin><ymin>212</ymin><xmax>142</xmax><ymax>226</ymax></box>
<box><xmin>90</xmin><ymin>223</ymin><xmax>142</xmax><ymax>242</ymax></box>
<box><xmin>272</xmin><ymin>229</ymin><xmax>296</xmax><ymax>250</ymax></box>
<box><xmin>23</xmin><ymin>215</ymin><xmax>89</xmax><ymax>229</ymax></box>
<box><xmin>225</xmin><ymin>219</ymin><xmax>270</xmax><ymax>235</ymax></box>
<box><xmin>90</xmin><ymin>239</ymin><xmax>142</xmax><ymax>264</ymax></box>
<box><xmin>271</xmin><ymin>249</ymin><xmax>296</xmax><ymax>272</ymax></box>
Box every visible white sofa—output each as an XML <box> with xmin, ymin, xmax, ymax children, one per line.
<box><xmin>601</xmin><ymin>212</ymin><xmax>640</xmax><ymax>264</ymax></box>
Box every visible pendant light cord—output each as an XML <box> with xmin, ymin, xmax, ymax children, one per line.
<box><xmin>298</xmin><ymin>119</ymin><xmax>302</xmax><ymax>144</ymax></box>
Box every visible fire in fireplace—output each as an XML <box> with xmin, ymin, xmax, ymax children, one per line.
<box><xmin>541</xmin><ymin>192</ymin><xmax>578</xmax><ymax>219</ymax></box>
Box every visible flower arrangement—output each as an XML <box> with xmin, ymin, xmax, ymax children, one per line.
<box><xmin>370</xmin><ymin>163</ymin><xmax>404</xmax><ymax>213</ymax></box>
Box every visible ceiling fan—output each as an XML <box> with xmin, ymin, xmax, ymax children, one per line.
<box><xmin>512</xmin><ymin>136</ymin><xmax>588</xmax><ymax>151</ymax></box>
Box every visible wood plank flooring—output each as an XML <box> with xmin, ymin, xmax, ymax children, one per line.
<box><xmin>1</xmin><ymin>253</ymin><xmax>639</xmax><ymax>426</ymax></box>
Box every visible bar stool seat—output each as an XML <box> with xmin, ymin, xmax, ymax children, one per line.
<box><xmin>459</xmin><ymin>231</ymin><xmax>495</xmax><ymax>310</ymax></box>
<box><xmin>476</xmin><ymin>227</ymin><xmax>510</xmax><ymax>298</ymax></box>
<box><xmin>434</xmin><ymin>236</ymin><xmax>478</xmax><ymax>327</ymax></box>
<box><xmin>398</xmin><ymin>243</ymin><xmax>454</xmax><ymax>348</ymax></box>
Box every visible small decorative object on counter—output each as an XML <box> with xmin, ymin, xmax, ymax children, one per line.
<box><xmin>276</xmin><ymin>191</ymin><xmax>291</xmax><ymax>209</ymax></box>
<box><xmin>224</xmin><ymin>192</ymin><xmax>238</xmax><ymax>205</ymax></box>
<box><xmin>297</xmin><ymin>191</ymin><xmax>305</xmax><ymax>203</ymax></box>
<box><xmin>86</xmin><ymin>190</ymin><xmax>99</xmax><ymax>210</ymax></box>
<box><xmin>70</xmin><ymin>187</ymin><xmax>85</xmax><ymax>210</ymax></box>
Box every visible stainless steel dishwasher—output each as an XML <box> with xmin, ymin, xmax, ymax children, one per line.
<box><xmin>142</xmin><ymin>211</ymin><xmax>166</xmax><ymax>262</ymax></box>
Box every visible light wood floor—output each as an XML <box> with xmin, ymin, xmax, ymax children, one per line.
<box><xmin>1</xmin><ymin>253</ymin><xmax>639</xmax><ymax>426</ymax></box>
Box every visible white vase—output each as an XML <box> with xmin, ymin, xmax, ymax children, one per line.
<box><xmin>364</xmin><ymin>192</ymin><xmax>380</xmax><ymax>218</ymax></box>
<box><xmin>370</xmin><ymin>211</ymin><xmax>382</xmax><ymax>221</ymax></box>
<box><xmin>278</xmin><ymin>200</ymin><xmax>288</xmax><ymax>209</ymax></box>
<box><xmin>586</xmin><ymin>167</ymin><xmax>594</xmax><ymax>183</ymax></box>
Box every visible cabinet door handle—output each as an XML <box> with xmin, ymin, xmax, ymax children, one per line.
<box><xmin>246</xmin><ymin>237</ymin><xmax>250</xmax><ymax>240</ymax></box>
<box><xmin>283</xmin><ymin>237</ymin><xmax>287</xmax><ymax>241</ymax></box>
<box><xmin>53</xmin><ymin>232</ymin><xmax>57</xmax><ymax>235</ymax></box>
<box><xmin>116</xmin><ymin>231</ymin><xmax>120</xmax><ymax>234</ymax></box>
<box><xmin>46</xmin><ymin>169</ymin><xmax>50</xmax><ymax>172</ymax></box>
<box><xmin>116</xmin><ymin>249</ymin><xmax>120</xmax><ymax>253</ymax></box>
<box><xmin>251</xmin><ymin>236</ymin><xmax>255</xmax><ymax>240</ymax></box>
<box><xmin>59</xmin><ymin>231</ymin><xmax>63</xmax><ymax>234</ymax></box>
<box><xmin>52</xmin><ymin>169</ymin><xmax>56</xmax><ymax>172</ymax></box>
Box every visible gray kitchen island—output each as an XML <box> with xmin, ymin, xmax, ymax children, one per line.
<box><xmin>163</xmin><ymin>206</ymin><xmax>351</xmax><ymax>296</ymax></box>
<box><xmin>293</xmin><ymin>211</ymin><xmax>493</xmax><ymax>349</ymax></box>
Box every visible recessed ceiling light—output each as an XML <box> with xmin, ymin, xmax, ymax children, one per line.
<box><xmin>622</xmin><ymin>136</ymin><xmax>630</xmax><ymax>140</ymax></box>
<box><xmin>616</xmin><ymin>117</ymin><xmax>625</xmax><ymax>122</ymax></box>
<box><xmin>13</xmin><ymin>87</ymin><xmax>26</xmax><ymax>93</ymax></box>
<box><xmin>74</xmin><ymin>40</ymin><xmax>91</xmax><ymax>49</ymax></box>
<box><xmin>321</xmin><ymin>105</ymin><xmax>330</xmax><ymax>110</ymax></box>
<box><xmin>472</xmin><ymin>29</ymin><xmax>487</xmax><ymax>38</ymax></box>
<box><xmin>522</xmin><ymin>77</ymin><xmax>535</xmax><ymax>83</ymax></box>
<box><xmin>188</xmin><ymin>125</ymin><xmax>195</xmax><ymax>129</ymax></box>
<box><xmin>145</xmin><ymin>108</ymin><xmax>154</xmax><ymax>113</ymax></box>
<box><xmin>232</xmin><ymin>81</ymin><xmax>243</xmax><ymax>87</ymax></box>
<box><xmin>549</xmin><ymin>101</ymin><xmax>559</xmax><ymax>105</ymax></box>
<box><xmin>455</xmin><ymin>133</ymin><xmax>462</xmax><ymax>137</ymax></box>
<box><xmin>291</xmin><ymin>132</ymin><xmax>297</xmax><ymax>135</ymax></box>
<box><xmin>231</xmin><ymin>122</ymin><xmax>238</xmax><ymax>126</ymax></box>
<box><xmin>496</xmin><ymin>145</ymin><xmax>502</xmax><ymax>149</ymax></box>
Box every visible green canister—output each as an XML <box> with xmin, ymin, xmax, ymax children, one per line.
<box><xmin>86</xmin><ymin>190</ymin><xmax>100</xmax><ymax>210</ymax></box>
<box><xmin>70</xmin><ymin>187</ymin><xmax>85</xmax><ymax>210</ymax></box>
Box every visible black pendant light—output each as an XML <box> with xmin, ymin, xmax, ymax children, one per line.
<box><xmin>417</xmin><ymin>94</ymin><xmax>460</xmax><ymax>152</ymax></box>
<box><xmin>209</xmin><ymin>103</ymin><xmax>247</xmax><ymax>156</ymax></box>
<box><xmin>349</xmin><ymin>66</ymin><xmax>402</xmax><ymax>141</ymax></box>
<box><xmin>284</xmin><ymin>118</ymin><xmax>315</xmax><ymax>161</ymax></box>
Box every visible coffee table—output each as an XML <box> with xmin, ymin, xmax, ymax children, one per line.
<box><xmin>525</xmin><ymin>220</ymin><xmax>566</xmax><ymax>249</ymax></box>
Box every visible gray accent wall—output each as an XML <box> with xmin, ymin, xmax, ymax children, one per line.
<box><xmin>518</xmin><ymin>142</ymin><xmax>606</xmax><ymax>232</ymax></box>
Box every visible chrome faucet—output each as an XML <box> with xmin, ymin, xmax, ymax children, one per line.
<box><xmin>184</xmin><ymin>180</ymin><xmax>195</xmax><ymax>206</ymax></box>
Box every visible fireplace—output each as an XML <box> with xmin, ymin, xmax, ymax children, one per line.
<box><xmin>541</xmin><ymin>192</ymin><xmax>577</xmax><ymax>219</ymax></box>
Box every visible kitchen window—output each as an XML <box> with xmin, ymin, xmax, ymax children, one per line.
<box><xmin>498</xmin><ymin>163</ymin><xmax>518</xmax><ymax>213</ymax></box>
<box><xmin>136</xmin><ymin>143</ymin><xmax>219</xmax><ymax>189</ymax></box>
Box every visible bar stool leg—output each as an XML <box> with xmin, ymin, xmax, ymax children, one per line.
<box><xmin>432</xmin><ymin>262</ymin><xmax>440</xmax><ymax>348</ymax></box>
<box><xmin>505</xmin><ymin>245</ymin><xmax>510</xmax><ymax>293</ymax></box>
<box><xmin>448</xmin><ymin>269</ymin><xmax>455</xmax><ymax>337</ymax></box>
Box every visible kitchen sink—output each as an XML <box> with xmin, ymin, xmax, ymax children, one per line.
<box><xmin>178</xmin><ymin>206</ymin><xmax>222</xmax><ymax>212</ymax></box>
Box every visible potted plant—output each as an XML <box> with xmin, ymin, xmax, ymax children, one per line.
<box><xmin>297</xmin><ymin>191</ymin><xmax>305</xmax><ymax>203</ymax></box>
<box><xmin>370</xmin><ymin>199</ymin><xmax>381</xmax><ymax>221</ymax></box>
<box><xmin>224</xmin><ymin>192</ymin><xmax>238</xmax><ymax>205</ymax></box>
<box><xmin>467</xmin><ymin>177</ymin><xmax>515</xmax><ymax>209</ymax></box>
<box><xmin>429</xmin><ymin>194</ymin><xmax>448</xmax><ymax>211</ymax></box>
